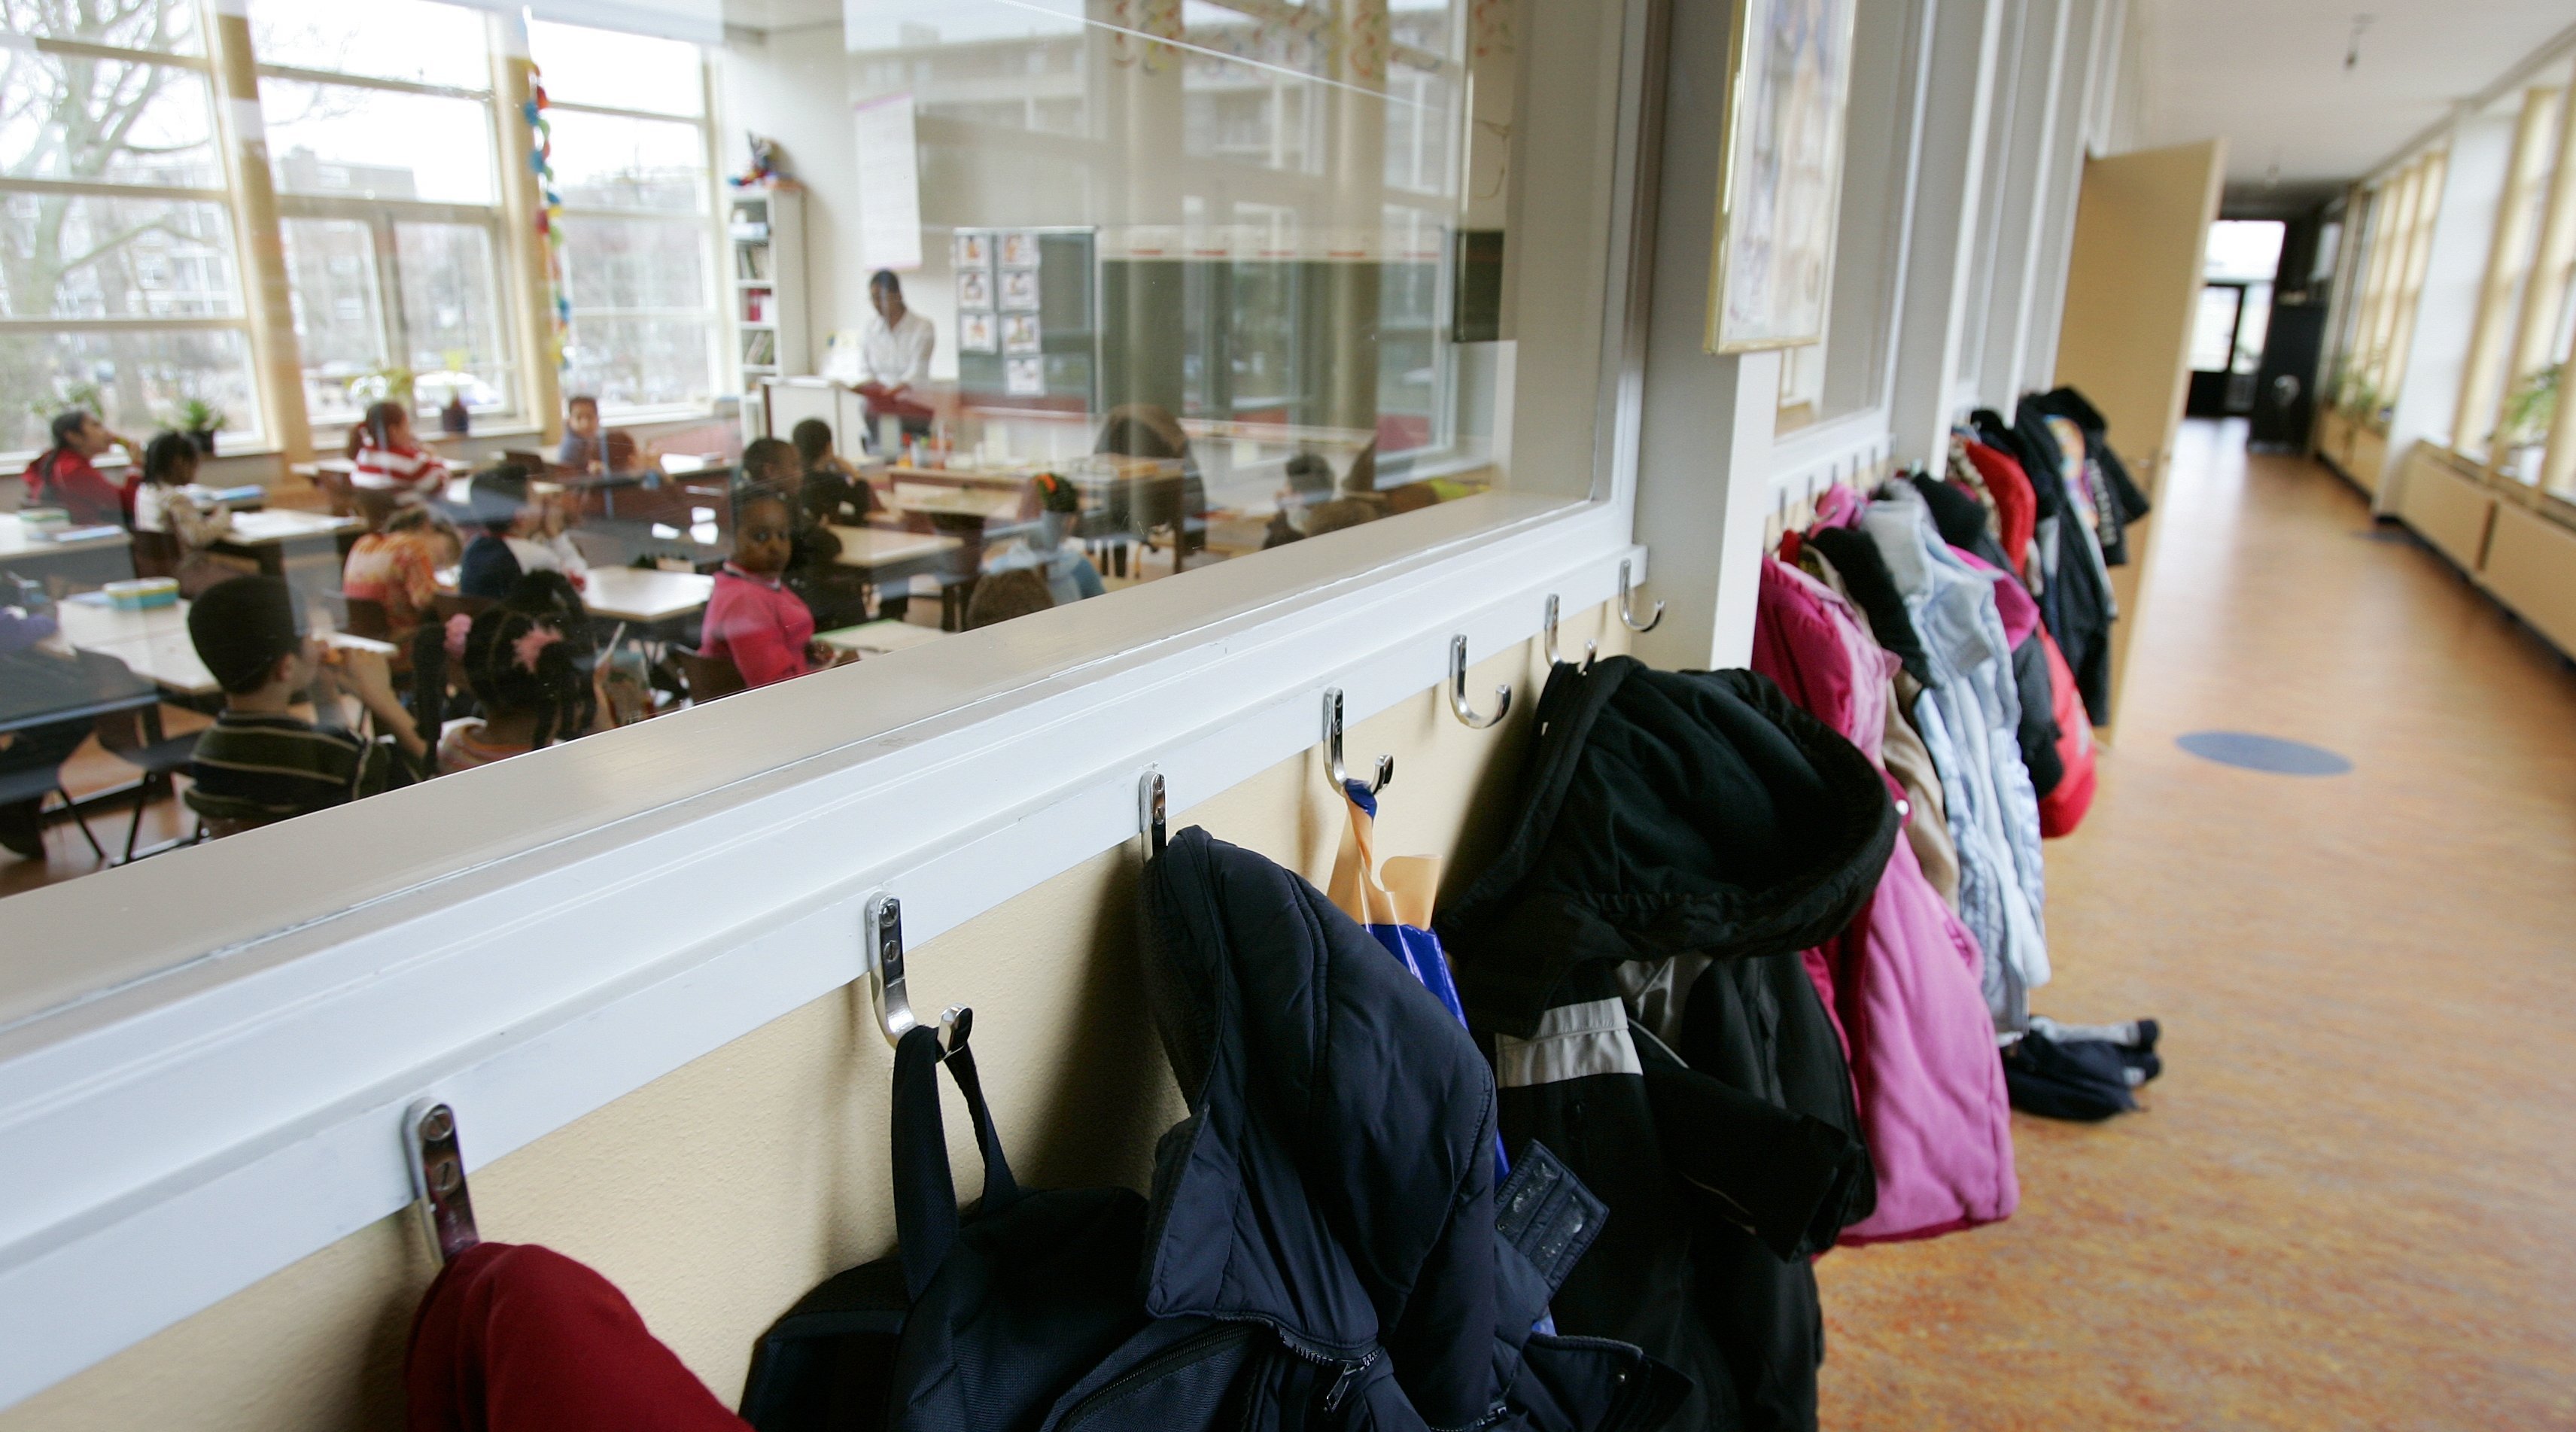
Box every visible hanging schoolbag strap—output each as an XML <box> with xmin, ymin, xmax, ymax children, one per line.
<box><xmin>889</xmin><ymin>1026</ymin><xmax>1024</xmax><ymax>1303</ymax></box>
<box><xmin>940</xmin><ymin>1041</ymin><xmax>1021</xmax><ymax>1212</ymax></box>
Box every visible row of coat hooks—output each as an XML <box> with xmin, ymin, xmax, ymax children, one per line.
<box><xmin>402</xmin><ymin>560</ymin><xmax>1665</xmax><ymax>1266</ymax></box>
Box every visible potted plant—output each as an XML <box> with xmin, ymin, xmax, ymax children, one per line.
<box><xmin>2494</xmin><ymin>363</ymin><xmax>2558</xmax><ymax>480</ymax></box>
<box><xmin>348</xmin><ymin>364</ymin><xmax>415</xmax><ymax>411</ymax></box>
<box><xmin>172</xmin><ymin>398</ymin><xmax>227</xmax><ymax>455</ymax></box>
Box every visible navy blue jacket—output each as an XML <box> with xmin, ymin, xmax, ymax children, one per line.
<box><xmin>1145</xmin><ymin>828</ymin><xmax>1683</xmax><ymax>1431</ymax></box>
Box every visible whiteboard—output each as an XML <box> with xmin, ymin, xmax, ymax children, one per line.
<box><xmin>853</xmin><ymin>92</ymin><xmax>922</xmax><ymax>273</ymax></box>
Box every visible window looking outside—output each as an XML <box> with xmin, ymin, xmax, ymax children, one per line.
<box><xmin>0</xmin><ymin>0</ymin><xmax>261</xmax><ymax>451</ymax></box>
<box><xmin>251</xmin><ymin>0</ymin><xmax>516</xmax><ymax>428</ymax></box>
<box><xmin>527</xmin><ymin>20</ymin><xmax>722</xmax><ymax>417</ymax></box>
<box><xmin>2455</xmin><ymin>87</ymin><xmax>2565</xmax><ymax>464</ymax></box>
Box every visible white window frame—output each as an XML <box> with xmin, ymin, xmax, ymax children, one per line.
<box><xmin>533</xmin><ymin>35</ymin><xmax>729</xmax><ymax>423</ymax></box>
<box><xmin>0</xmin><ymin>0</ymin><xmax>1660</xmax><ymax>1408</ymax></box>
<box><xmin>0</xmin><ymin>30</ymin><xmax>264</xmax><ymax>461</ymax></box>
<box><xmin>255</xmin><ymin>32</ymin><xmax>528</xmax><ymax>436</ymax></box>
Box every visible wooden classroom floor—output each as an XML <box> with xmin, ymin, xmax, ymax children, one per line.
<box><xmin>1815</xmin><ymin>419</ymin><xmax>2576</xmax><ymax>1428</ymax></box>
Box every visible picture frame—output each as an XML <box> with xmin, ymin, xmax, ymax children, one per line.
<box><xmin>956</xmin><ymin>266</ymin><xmax>993</xmax><ymax>311</ymax></box>
<box><xmin>959</xmin><ymin>310</ymin><xmax>997</xmax><ymax>354</ymax></box>
<box><xmin>1002</xmin><ymin>312</ymin><xmax>1042</xmax><ymax>354</ymax></box>
<box><xmin>999</xmin><ymin>230</ymin><xmax>1040</xmax><ymax>269</ymax></box>
<box><xmin>953</xmin><ymin>231</ymin><xmax>991</xmax><ymax>269</ymax></box>
<box><xmin>1005</xmin><ymin>355</ymin><xmax>1045</xmax><ymax>397</ymax></box>
<box><xmin>1705</xmin><ymin>0</ymin><xmax>1858</xmax><ymax>353</ymax></box>
<box><xmin>999</xmin><ymin>267</ymin><xmax>1040</xmax><ymax>311</ymax></box>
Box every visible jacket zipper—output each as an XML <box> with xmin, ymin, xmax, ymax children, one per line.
<box><xmin>1267</xmin><ymin>1333</ymin><xmax>1379</xmax><ymax>1413</ymax></box>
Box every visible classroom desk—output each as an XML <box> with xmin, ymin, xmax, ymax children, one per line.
<box><xmin>814</xmin><ymin>618</ymin><xmax>950</xmax><ymax>658</ymax></box>
<box><xmin>212</xmin><ymin>509</ymin><xmax>362</xmax><ymax>579</ymax></box>
<box><xmin>0</xmin><ymin>513</ymin><xmax>135</xmax><ymax>586</ymax></box>
<box><xmin>824</xmin><ymin>525</ymin><xmax>969</xmax><ymax>629</ymax></box>
<box><xmin>59</xmin><ymin>594</ymin><xmax>394</xmax><ymax>701</ymax></box>
<box><xmin>580</xmin><ymin>566</ymin><xmax>714</xmax><ymax>625</ymax></box>
<box><xmin>881</xmin><ymin>464</ymin><xmax>1033</xmax><ymax>494</ymax></box>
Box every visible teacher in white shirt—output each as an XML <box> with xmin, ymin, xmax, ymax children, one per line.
<box><xmin>859</xmin><ymin>269</ymin><xmax>936</xmax><ymax>436</ymax></box>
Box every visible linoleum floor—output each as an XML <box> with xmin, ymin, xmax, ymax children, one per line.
<box><xmin>1814</xmin><ymin>420</ymin><xmax>2576</xmax><ymax>1428</ymax></box>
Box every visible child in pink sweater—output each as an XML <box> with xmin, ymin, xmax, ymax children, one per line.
<box><xmin>701</xmin><ymin>489</ymin><xmax>847</xmax><ymax>688</ymax></box>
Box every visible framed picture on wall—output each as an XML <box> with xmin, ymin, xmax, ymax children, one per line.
<box><xmin>999</xmin><ymin>267</ymin><xmax>1041</xmax><ymax>311</ymax></box>
<box><xmin>1002</xmin><ymin>312</ymin><xmax>1042</xmax><ymax>354</ymax></box>
<box><xmin>959</xmin><ymin>310</ymin><xmax>997</xmax><ymax>353</ymax></box>
<box><xmin>953</xmin><ymin>231</ymin><xmax>991</xmax><ymax>269</ymax></box>
<box><xmin>1000</xmin><ymin>230</ymin><xmax>1041</xmax><ymax>269</ymax></box>
<box><xmin>957</xmin><ymin>266</ymin><xmax>993</xmax><ymax>311</ymax></box>
<box><xmin>1705</xmin><ymin>0</ymin><xmax>1858</xmax><ymax>353</ymax></box>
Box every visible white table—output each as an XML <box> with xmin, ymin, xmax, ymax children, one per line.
<box><xmin>891</xmin><ymin>486</ymin><xmax>1020</xmax><ymax>522</ymax></box>
<box><xmin>581</xmin><ymin>566</ymin><xmax>714</xmax><ymax>625</ymax></box>
<box><xmin>60</xmin><ymin>594</ymin><xmax>393</xmax><ymax>701</ymax></box>
<box><xmin>814</xmin><ymin>619</ymin><xmax>950</xmax><ymax>657</ymax></box>
<box><xmin>223</xmin><ymin>509</ymin><xmax>361</xmax><ymax>546</ymax></box>
<box><xmin>825</xmin><ymin>526</ymin><xmax>961</xmax><ymax>575</ymax></box>
<box><xmin>0</xmin><ymin>512</ymin><xmax>132</xmax><ymax>561</ymax></box>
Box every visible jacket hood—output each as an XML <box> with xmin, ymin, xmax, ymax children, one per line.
<box><xmin>1435</xmin><ymin>659</ymin><xmax>1899</xmax><ymax>1038</ymax></box>
<box><xmin>1142</xmin><ymin>827</ymin><xmax>1503</xmax><ymax>1427</ymax></box>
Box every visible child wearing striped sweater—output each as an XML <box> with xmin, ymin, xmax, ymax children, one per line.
<box><xmin>348</xmin><ymin>400</ymin><xmax>450</xmax><ymax>502</ymax></box>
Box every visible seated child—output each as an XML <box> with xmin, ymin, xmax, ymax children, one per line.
<box><xmin>131</xmin><ymin>430</ymin><xmax>244</xmax><ymax>593</ymax></box>
<box><xmin>343</xmin><ymin>506</ymin><xmax>462</xmax><ymax>642</ymax></box>
<box><xmin>436</xmin><ymin>573</ymin><xmax>622</xmax><ymax>774</ymax></box>
<box><xmin>557</xmin><ymin>394</ymin><xmax>603</xmax><ymax>475</ymax></box>
<box><xmin>1</xmin><ymin>603</ymin><xmax>153</xmax><ymax>858</ymax></box>
<box><xmin>791</xmin><ymin>418</ymin><xmax>880</xmax><ymax>526</ymax></box>
<box><xmin>20</xmin><ymin>408</ymin><xmax>139</xmax><ymax>527</ymax></box>
<box><xmin>185</xmin><ymin>574</ymin><xmax>427</xmax><ymax>828</ymax></box>
<box><xmin>701</xmin><ymin>488</ymin><xmax>850</xmax><ymax>689</ymax></box>
<box><xmin>983</xmin><ymin>471</ymin><xmax>1103</xmax><ymax>606</ymax></box>
<box><xmin>741</xmin><ymin>436</ymin><xmax>863</xmax><ymax>628</ymax></box>
<box><xmin>456</xmin><ymin>467</ymin><xmax>588</xmax><ymax>600</ymax></box>
<box><xmin>348</xmin><ymin>400</ymin><xmax>450</xmax><ymax>502</ymax></box>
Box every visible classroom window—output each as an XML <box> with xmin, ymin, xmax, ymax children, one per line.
<box><xmin>528</xmin><ymin>19</ymin><xmax>722</xmax><ymax>417</ymax></box>
<box><xmin>0</xmin><ymin>0</ymin><xmax>261</xmax><ymax>451</ymax></box>
<box><xmin>251</xmin><ymin>0</ymin><xmax>518</xmax><ymax>428</ymax></box>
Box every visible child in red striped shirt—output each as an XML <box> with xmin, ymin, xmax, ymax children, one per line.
<box><xmin>348</xmin><ymin>400</ymin><xmax>451</xmax><ymax>503</ymax></box>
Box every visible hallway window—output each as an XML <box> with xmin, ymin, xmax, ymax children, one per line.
<box><xmin>2456</xmin><ymin>87</ymin><xmax>2565</xmax><ymax>464</ymax></box>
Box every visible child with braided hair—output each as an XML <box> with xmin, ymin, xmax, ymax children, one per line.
<box><xmin>434</xmin><ymin>573</ymin><xmax>622</xmax><ymax>774</ymax></box>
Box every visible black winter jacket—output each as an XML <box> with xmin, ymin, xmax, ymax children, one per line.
<box><xmin>1145</xmin><ymin>827</ymin><xmax>1686</xmax><ymax>1432</ymax></box>
<box><xmin>1436</xmin><ymin>660</ymin><xmax>1896</xmax><ymax>1432</ymax></box>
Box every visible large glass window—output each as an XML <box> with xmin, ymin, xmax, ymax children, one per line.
<box><xmin>530</xmin><ymin>20</ymin><xmax>722</xmax><ymax>416</ymax></box>
<box><xmin>0</xmin><ymin>0</ymin><xmax>260</xmax><ymax>451</ymax></box>
<box><xmin>252</xmin><ymin>0</ymin><xmax>516</xmax><ymax>427</ymax></box>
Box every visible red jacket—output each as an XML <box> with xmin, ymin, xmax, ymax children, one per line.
<box><xmin>22</xmin><ymin>449</ymin><xmax>123</xmax><ymax>527</ymax></box>
<box><xmin>1960</xmin><ymin>439</ymin><xmax>2036</xmax><ymax>582</ymax></box>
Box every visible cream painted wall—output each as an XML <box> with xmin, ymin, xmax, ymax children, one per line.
<box><xmin>3</xmin><ymin>610</ymin><xmax>1630</xmax><ymax>1431</ymax></box>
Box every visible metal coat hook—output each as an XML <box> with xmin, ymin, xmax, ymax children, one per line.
<box><xmin>865</xmin><ymin>893</ymin><xmax>969</xmax><ymax>1054</ymax></box>
<box><xmin>1449</xmin><ymin>634</ymin><xmax>1511</xmax><ymax>729</ymax></box>
<box><xmin>1141</xmin><ymin>767</ymin><xmax>1166</xmax><ymax>856</ymax></box>
<box><xmin>1542</xmin><ymin>594</ymin><xmax>1595</xmax><ymax>671</ymax></box>
<box><xmin>1324</xmin><ymin>689</ymin><xmax>1393</xmax><ymax>796</ymax></box>
<box><xmin>404</xmin><ymin>1099</ymin><xmax>481</xmax><ymax>1266</ymax></box>
<box><xmin>1618</xmin><ymin>559</ymin><xmax>1663</xmax><ymax>633</ymax></box>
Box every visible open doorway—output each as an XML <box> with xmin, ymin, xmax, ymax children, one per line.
<box><xmin>2186</xmin><ymin>220</ymin><xmax>2285</xmax><ymax>416</ymax></box>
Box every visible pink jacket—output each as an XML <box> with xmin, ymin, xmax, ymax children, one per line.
<box><xmin>1753</xmin><ymin>556</ymin><xmax>2018</xmax><ymax>1243</ymax></box>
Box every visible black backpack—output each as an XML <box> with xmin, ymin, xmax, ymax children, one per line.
<box><xmin>743</xmin><ymin>1024</ymin><xmax>1685</xmax><ymax>1432</ymax></box>
<box><xmin>741</xmin><ymin>1024</ymin><xmax>1272</xmax><ymax>1432</ymax></box>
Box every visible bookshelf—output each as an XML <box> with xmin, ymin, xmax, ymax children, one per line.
<box><xmin>731</xmin><ymin>185</ymin><xmax>808</xmax><ymax>386</ymax></box>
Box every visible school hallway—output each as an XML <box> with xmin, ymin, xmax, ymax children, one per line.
<box><xmin>1811</xmin><ymin>418</ymin><xmax>2576</xmax><ymax>1428</ymax></box>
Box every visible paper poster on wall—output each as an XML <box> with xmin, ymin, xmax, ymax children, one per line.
<box><xmin>1002</xmin><ymin>312</ymin><xmax>1042</xmax><ymax>354</ymax></box>
<box><xmin>953</xmin><ymin>231</ymin><xmax>990</xmax><ymax>269</ymax></box>
<box><xmin>999</xmin><ymin>268</ymin><xmax>1040</xmax><ymax>311</ymax></box>
<box><xmin>956</xmin><ymin>266</ymin><xmax>992</xmax><ymax>310</ymax></box>
<box><xmin>999</xmin><ymin>230</ymin><xmax>1040</xmax><ymax>269</ymax></box>
<box><xmin>959</xmin><ymin>311</ymin><xmax>997</xmax><ymax>353</ymax></box>
<box><xmin>1005</xmin><ymin>356</ymin><xmax>1046</xmax><ymax>397</ymax></box>
<box><xmin>853</xmin><ymin>92</ymin><xmax>922</xmax><ymax>272</ymax></box>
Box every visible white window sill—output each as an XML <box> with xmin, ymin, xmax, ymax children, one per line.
<box><xmin>0</xmin><ymin>491</ymin><xmax>1650</xmax><ymax>1409</ymax></box>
